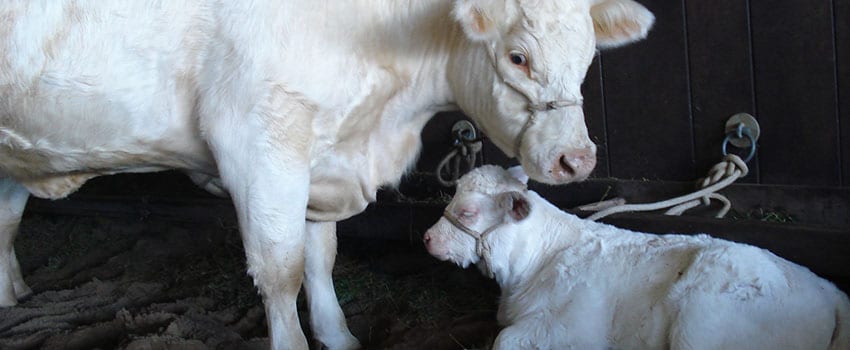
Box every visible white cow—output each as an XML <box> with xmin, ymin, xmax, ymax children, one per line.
<box><xmin>424</xmin><ymin>165</ymin><xmax>850</xmax><ymax>350</ymax></box>
<box><xmin>0</xmin><ymin>1</ymin><xmax>654</xmax><ymax>348</ymax></box>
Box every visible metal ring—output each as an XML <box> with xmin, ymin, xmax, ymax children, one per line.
<box><xmin>722</xmin><ymin>123</ymin><xmax>757</xmax><ymax>162</ymax></box>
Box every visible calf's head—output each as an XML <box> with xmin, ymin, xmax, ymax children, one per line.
<box><xmin>424</xmin><ymin>165</ymin><xmax>533</xmax><ymax>269</ymax></box>
<box><xmin>448</xmin><ymin>0</ymin><xmax>654</xmax><ymax>184</ymax></box>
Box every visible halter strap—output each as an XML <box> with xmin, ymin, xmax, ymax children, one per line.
<box><xmin>484</xmin><ymin>45</ymin><xmax>582</xmax><ymax>161</ymax></box>
<box><xmin>442</xmin><ymin>209</ymin><xmax>506</xmax><ymax>278</ymax></box>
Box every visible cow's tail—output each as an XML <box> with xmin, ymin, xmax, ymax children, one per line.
<box><xmin>829</xmin><ymin>288</ymin><xmax>850</xmax><ymax>350</ymax></box>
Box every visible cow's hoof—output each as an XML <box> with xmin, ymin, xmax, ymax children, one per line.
<box><xmin>321</xmin><ymin>334</ymin><xmax>360</xmax><ymax>350</ymax></box>
<box><xmin>0</xmin><ymin>295</ymin><xmax>17</xmax><ymax>307</ymax></box>
<box><xmin>14</xmin><ymin>283</ymin><xmax>33</xmax><ymax>301</ymax></box>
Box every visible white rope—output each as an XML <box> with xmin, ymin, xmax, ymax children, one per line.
<box><xmin>585</xmin><ymin>155</ymin><xmax>749</xmax><ymax>221</ymax></box>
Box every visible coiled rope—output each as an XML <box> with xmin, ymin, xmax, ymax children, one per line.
<box><xmin>436</xmin><ymin>134</ymin><xmax>483</xmax><ymax>187</ymax></box>
<box><xmin>584</xmin><ymin>154</ymin><xmax>749</xmax><ymax>221</ymax></box>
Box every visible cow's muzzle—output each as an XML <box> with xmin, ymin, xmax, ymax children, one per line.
<box><xmin>552</xmin><ymin>146</ymin><xmax>596</xmax><ymax>182</ymax></box>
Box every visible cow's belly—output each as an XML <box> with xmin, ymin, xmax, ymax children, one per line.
<box><xmin>0</xmin><ymin>1</ymin><xmax>216</xmax><ymax>198</ymax></box>
<box><xmin>0</xmin><ymin>112</ymin><xmax>215</xmax><ymax>199</ymax></box>
<box><xmin>0</xmin><ymin>66</ymin><xmax>215</xmax><ymax>198</ymax></box>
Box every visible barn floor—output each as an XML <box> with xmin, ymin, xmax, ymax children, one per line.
<box><xmin>2</xmin><ymin>213</ymin><xmax>500</xmax><ymax>350</ymax></box>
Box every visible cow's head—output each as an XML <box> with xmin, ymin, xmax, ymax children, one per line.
<box><xmin>447</xmin><ymin>0</ymin><xmax>654</xmax><ymax>184</ymax></box>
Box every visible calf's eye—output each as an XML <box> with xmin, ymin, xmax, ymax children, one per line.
<box><xmin>509</xmin><ymin>52</ymin><xmax>528</xmax><ymax>66</ymax></box>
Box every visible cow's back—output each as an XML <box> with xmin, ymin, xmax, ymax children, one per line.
<box><xmin>0</xmin><ymin>1</ymin><xmax>216</xmax><ymax>197</ymax></box>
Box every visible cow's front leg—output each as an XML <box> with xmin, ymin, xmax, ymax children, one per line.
<box><xmin>215</xmin><ymin>148</ymin><xmax>310</xmax><ymax>350</ymax></box>
<box><xmin>0</xmin><ymin>178</ymin><xmax>31</xmax><ymax>306</ymax></box>
<box><xmin>204</xmin><ymin>90</ymin><xmax>316</xmax><ymax>350</ymax></box>
<box><xmin>304</xmin><ymin>221</ymin><xmax>360</xmax><ymax>350</ymax></box>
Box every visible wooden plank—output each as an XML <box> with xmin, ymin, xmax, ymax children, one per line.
<box><xmin>532</xmin><ymin>178</ymin><xmax>850</xmax><ymax>229</ymax></box>
<box><xmin>684</xmin><ymin>0</ymin><xmax>759</xmax><ymax>183</ymax></box>
<box><xmin>76</xmin><ymin>171</ymin><xmax>213</xmax><ymax>198</ymax></box>
<box><xmin>583</xmin><ymin>56</ymin><xmax>610</xmax><ymax>178</ymax></box>
<box><xmin>26</xmin><ymin>196</ymin><xmax>849</xmax><ymax>289</ymax></box>
<box><xmin>600</xmin><ymin>0</ymin><xmax>695</xmax><ymax>181</ymax></box>
<box><xmin>837</xmin><ymin>0</ymin><xmax>850</xmax><ymax>186</ymax></box>
<box><xmin>750</xmin><ymin>0</ymin><xmax>840</xmax><ymax>186</ymax></box>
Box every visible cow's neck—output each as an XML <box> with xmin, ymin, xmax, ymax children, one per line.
<box><xmin>304</xmin><ymin>0</ymin><xmax>472</xmax><ymax>221</ymax></box>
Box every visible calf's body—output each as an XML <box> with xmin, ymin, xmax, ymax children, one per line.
<box><xmin>425</xmin><ymin>166</ymin><xmax>850</xmax><ymax>349</ymax></box>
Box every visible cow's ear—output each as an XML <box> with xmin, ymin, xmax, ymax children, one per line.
<box><xmin>453</xmin><ymin>0</ymin><xmax>500</xmax><ymax>42</ymax></box>
<box><xmin>497</xmin><ymin>191</ymin><xmax>531</xmax><ymax>222</ymax></box>
<box><xmin>591</xmin><ymin>0</ymin><xmax>655</xmax><ymax>49</ymax></box>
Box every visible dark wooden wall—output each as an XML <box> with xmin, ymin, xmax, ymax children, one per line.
<box><xmin>420</xmin><ymin>0</ymin><xmax>850</xmax><ymax>188</ymax></box>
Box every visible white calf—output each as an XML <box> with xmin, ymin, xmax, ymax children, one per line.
<box><xmin>424</xmin><ymin>165</ymin><xmax>850</xmax><ymax>350</ymax></box>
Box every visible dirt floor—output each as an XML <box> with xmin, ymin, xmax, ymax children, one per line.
<box><xmin>2</xmin><ymin>213</ymin><xmax>501</xmax><ymax>349</ymax></box>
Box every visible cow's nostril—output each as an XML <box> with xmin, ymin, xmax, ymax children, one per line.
<box><xmin>559</xmin><ymin>155</ymin><xmax>578</xmax><ymax>176</ymax></box>
<box><xmin>423</xmin><ymin>232</ymin><xmax>432</xmax><ymax>244</ymax></box>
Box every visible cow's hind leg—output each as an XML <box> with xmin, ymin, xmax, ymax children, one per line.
<box><xmin>0</xmin><ymin>178</ymin><xmax>31</xmax><ymax>306</ymax></box>
<box><xmin>304</xmin><ymin>221</ymin><xmax>360</xmax><ymax>350</ymax></box>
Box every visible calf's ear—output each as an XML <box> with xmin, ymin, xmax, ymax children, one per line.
<box><xmin>497</xmin><ymin>191</ymin><xmax>531</xmax><ymax>222</ymax></box>
<box><xmin>591</xmin><ymin>0</ymin><xmax>655</xmax><ymax>49</ymax></box>
<box><xmin>453</xmin><ymin>0</ymin><xmax>502</xmax><ymax>42</ymax></box>
<box><xmin>507</xmin><ymin>166</ymin><xmax>529</xmax><ymax>185</ymax></box>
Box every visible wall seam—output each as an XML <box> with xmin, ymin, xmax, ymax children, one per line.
<box><xmin>682</xmin><ymin>0</ymin><xmax>697</xmax><ymax>179</ymax></box>
<box><xmin>746</xmin><ymin>0</ymin><xmax>761</xmax><ymax>184</ymax></box>
<box><xmin>831</xmin><ymin>0</ymin><xmax>844</xmax><ymax>185</ymax></box>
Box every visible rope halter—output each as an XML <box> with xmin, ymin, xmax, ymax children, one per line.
<box><xmin>442</xmin><ymin>208</ymin><xmax>507</xmax><ymax>279</ymax></box>
<box><xmin>513</xmin><ymin>99</ymin><xmax>582</xmax><ymax>162</ymax></box>
<box><xmin>484</xmin><ymin>45</ymin><xmax>583</xmax><ymax>161</ymax></box>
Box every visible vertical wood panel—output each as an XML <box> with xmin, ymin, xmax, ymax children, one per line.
<box><xmin>583</xmin><ymin>56</ymin><xmax>610</xmax><ymax>178</ymax></box>
<box><xmin>750</xmin><ymin>0</ymin><xmax>840</xmax><ymax>186</ymax></box>
<box><xmin>601</xmin><ymin>0</ymin><xmax>695</xmax><ymax>181</ymax></box>
<box><xmin>837</xmin><ymin>0</ymin><xmax>850</xmax><ymax>186</ymax></box>
<box><xmin>685</xmin><ymin>0</ymin><xmax>759</xmax><ymax>183</ymax></box>
<box><xmin>481</xmin><ymin>138</ymin><xmax>517</xmax><ymax>168</ymax></box>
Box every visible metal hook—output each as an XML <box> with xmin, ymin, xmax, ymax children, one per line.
<box><xmin>722</xmin><ymin>123</ymin><xmax>757</xmax><ymax>163</ymax></box>
<box><xmin>452</xmin><ymin>120</ymin><xmax>477</xmax><ymax>145</ymax></box>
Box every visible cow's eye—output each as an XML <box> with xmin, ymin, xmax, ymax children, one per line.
<box><xmin>509</xmin><ymin>52</ymin><xmax>528</xmax><ymax>66</ymax></box>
